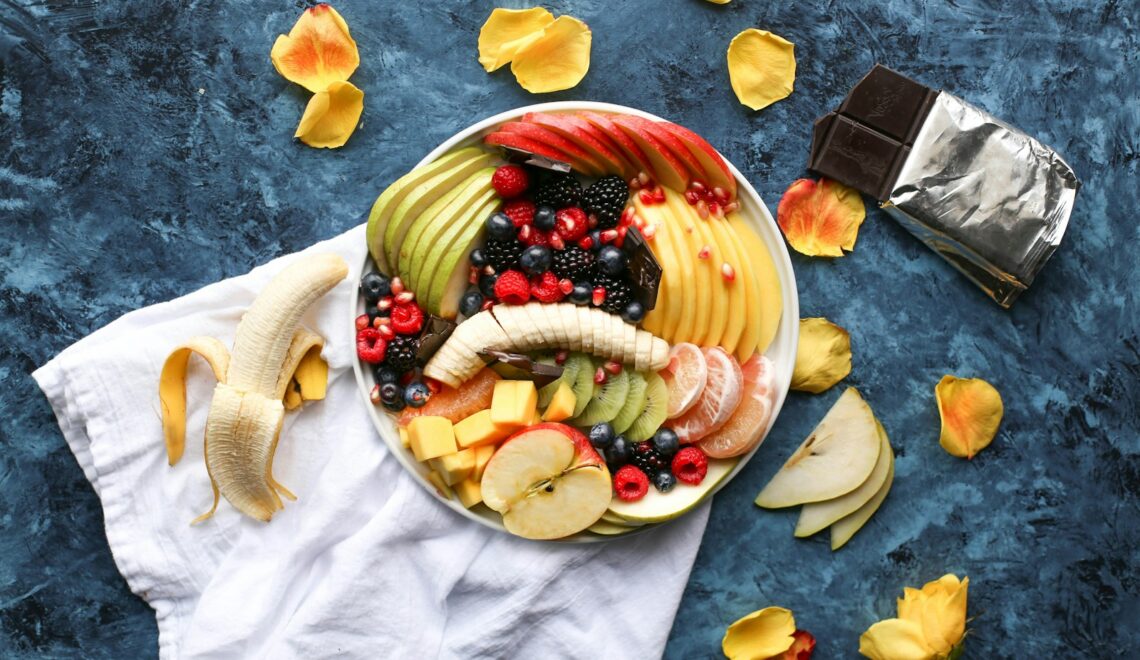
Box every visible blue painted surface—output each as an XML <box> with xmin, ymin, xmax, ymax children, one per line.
<box><xmin>2</xmin><ymin>0</ymin><xmax>1137</xmax><ymax>657</ymax></box>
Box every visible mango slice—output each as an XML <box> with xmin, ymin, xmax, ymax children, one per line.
<box><xmin>791</xmin><ymin>318</ymin><xmax>852</xmax><ymax>393</ymax></box>
<box><xmin>726</xmin><ymin>29</ymin><xmax>795</xmax><ymax>111</ymax></box>
<box><xmin>776</xmin><ymin>178</ymin><xmax>865</xmax><ymax>257</ymax></box>
<box><xmin>294</xmin><ymin>80</ymin><xmax>364</xmax><ymax>149</ymax></box>
<box><xmin>722</xmin><ymin>606</ymin><xmax>797</xmax><ymax>660</ymax></box>
<box><xmin>478</xmin><ymin>7</ymin><xmax>555</xmax><ymax>72</ymax></box>
<box><xmin>270</xmin><ymin>4</ymin><xmax>360</xmax><ymax>93</ymax></box>
<box><xmin>510</xmin><ymin>16</ymin><xmax>592</xmax><ymax>93</ymax></box>
<box><xmin>935</xmin><ymin>376</ymin><xmax>1002</xmax><ymax>459</ymax></box>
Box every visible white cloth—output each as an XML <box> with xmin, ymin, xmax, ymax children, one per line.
<box><xmin>33</xmin><ymin>225</ymin><xmax>709</xmax><ymax>659</ymax></box>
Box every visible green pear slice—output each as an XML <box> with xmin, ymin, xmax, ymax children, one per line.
<box><xmin>830</xmin><ymin>441</ymin><xmax>895</xmax><ymax>550</ymax></box>
<box><xmin>600</xmin><ymin>510</ymin><xmax>644</xmax><ymax>527</ymax></box>
<box><xmin>607</xmin><ymin>458</ymin><xmax>736</xmax><ymax>524</ymax></box>
<box><xmin>755</xmin><ymin>387</ymin><xmax>881</xmax><ymax>508</ymax></box>
<box><xmin>794</xmin><ymin>419</ymin><xmax>893</xmax><ymax>537</ymax></box>
<box><xmin>402</xmin><ymin>168</ymin><xmax>495</xmax><ymax>290</ymax></box>
<box><xmin>587</xmin><ymin>519</ymin><xmax>634</xmax><ymax>536</ymax></box>
<box><xmin>426</xmin><ymin>194</ymin><xmax>502</xmax><ymax>317</ymax></box>
<box><xmin>384</xmin><ymin>153</ymin><xmax>498</xmax><ymax>274</ymax></box>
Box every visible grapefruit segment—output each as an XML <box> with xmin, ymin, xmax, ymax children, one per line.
<box><xmin>698</xmin><ymin>354</ymin><xmax>778</xmax><ymax>458</ymax></box>
<box><xmin>662</xmin><ymin>343</ymin><xmax>708</xmax><ymax>419</ymax></box>
<box><xmin>398</xmin><ymin>368</ymin><xmax>501</xmax><ymax>425</ymax></box>
<box><xmin>670</xmin><ymin>347</ymin><xmax>744</xmax><ymax>444</ymax></box>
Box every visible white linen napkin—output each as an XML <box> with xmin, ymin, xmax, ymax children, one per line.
<box><xmin>33</xmin><ymin>225</ymin><xmax>709</xmax><ymax>659</ymax></box>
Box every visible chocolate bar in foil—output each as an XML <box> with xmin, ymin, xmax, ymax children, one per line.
<box><xmin>811</xmin><ymin>65</ymin><xmax>1080</xmax><ymax>307</ymax></box>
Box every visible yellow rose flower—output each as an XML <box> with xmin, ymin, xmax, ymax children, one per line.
<box><xmin>859</xmin><ymin>574</ymin><xmax>969</xmax><ymax>660</ymax></box>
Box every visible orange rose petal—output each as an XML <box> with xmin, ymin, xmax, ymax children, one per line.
<box><xmin>271</xmin><ymin>4</ymin><xmax>360</xmax><ymax>93</ymax></box>
<box><xmin>935</xmin><ymin>376</ymin><xmax>1003</xmax><ymax>459</ymax></box>
<box><xmin>776</xmin><ymin>178</ymin><xmax>865</xmax><ymax>257</ymax></box>
<box><xmin>478</xmin><ymin>7</ymin><xmax>555</xmax><ymax>72</ymax></box>
<box><xmin>294</xmin><ymin>81</ymin><xmax>364</xmax><ymax>149</ymax></box>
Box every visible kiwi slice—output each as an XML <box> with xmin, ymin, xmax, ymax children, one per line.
<box><xmin>625</xmin><ymin>372</ymin><xmax>668</xmax><ymax>441</ymax></box>
<box><xmin>536</xmin><ymin>354</ymin><xmax>580</xmax><ymax>408</ymax></box>
<box><xmin>567</xmin><ymin>353</ymin><xmax>596</xmax><ymax>417</ymax></box>
<box><xmin>573</xmin><ymin>362</ymin><xmax>630</xmax><ymax>427</ymax></box>
<box><xmin>610</xmin><ymin>371</ymin><xmax>648</xmax><ymax>434</ymax></box>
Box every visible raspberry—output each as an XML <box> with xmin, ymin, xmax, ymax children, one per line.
<box><xmin>493</xmin><ymin>269</ymin><xmax>530</xmax><ymax>305</ymax></box>
<box><xmin>520</xmin><ymin>226</ymin><xmax>551</xmax><ymax>247</ymax></box>
<box><xmin>529</xmin><ymin>271</ymin><xmax>564</xmax><ymax>303</ymax></box>
<box><xmin>356</xmin><ymin>328</ymin><xmax>387</xmax><ymax>364</ymax></box>
<box><xmin>672</xmin><ymin>447</ymin><xmax>708</xmax><ymax>485</ymax></box>
<box><xmin>355</xmin><ymin>314</ymin><xmax>370</xmax><ymax>331</ymax></box>
<box><xmin>613</xmin><ymin>465</ymin><xmax>649</xmax><ymax>502</ymax></box>
<box><xmin>390</xmin><ymin>302</ymin><xmax>424</xmax><ymax>335</ymax></box>
<box><xmin>503</xmin><ymin>199</ymin><xmax>536</xmax><ymax>227</ymax></box>
<box><xmin>491</xmin><ymin>165</ymin><xmax>530</xmax><ymax>199</ymax></box>
<box><xmin>555</xmin><ymin>207</ymin><xmax>589</xmax><ymax>241</ymax></box>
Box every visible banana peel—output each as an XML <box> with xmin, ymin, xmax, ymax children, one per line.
<box><xmin>159</xmin><ymin>253</ymin><xmax>348</xmax><ymax>523</ymax></box>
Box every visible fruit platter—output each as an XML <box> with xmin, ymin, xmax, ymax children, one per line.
<box><xmin>351</xmin><ymin>102</ymin><xmax>798</xmax><ymax>541</ymax></box>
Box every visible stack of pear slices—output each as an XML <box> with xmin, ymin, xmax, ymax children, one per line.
<box><xmin>756</xmin><ymin>387</ymin><xmax>894</xmax><ymax>550</ymax></box>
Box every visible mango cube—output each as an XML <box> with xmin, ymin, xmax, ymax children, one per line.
<box><xmin>454</xmin><ymin>478</ymin><xmax>483</xmax><ymax>508</ymax></box>
<box><xmin>426</xmin><ymin>471</ymin><xmax>453</xmax><ymax>500</ymax></box>
<box><xmin>407</xmin><ymin>416</ymin><xmax>457</xmax><ymax>462</ymax></box>
<box><xmin>430</xmin><ymin>449</ymin><xmax>476</xmax><ymax>486</ymax></box>
<box><xmin>454</xmin><ymin>409</ymin><xmax>515</xmax><ymax>449</ymax></box>
<box><xmin>490</xmin><ymin>380</ymin><xmax>538</xmax><ymax>427</ymax></box>
<box><xmin>472</xmin><ymin>444</ymin><xmax>496</xmax><ymax>482</ymax></box>
<box><xmin>398</xmin><ymin>426</ymin><xmax>410</xmax><ymax>448</ymax></box>
<box><xmin>530</xmin><ymin>409</ymin><xmax>543</xmax><ymax>426</ymax></box>
<box><xmin>542</xmin><ymin>382</ymin><xmax>576</xmax><ymax>422</ymax></box>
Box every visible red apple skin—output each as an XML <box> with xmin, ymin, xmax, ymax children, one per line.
<box><xmin>626</xmin><ymin>116</ymin><xmax>705</xmax><ymax>184</ymax></box>
<box><xmin>610</xmin><ymin>115</ymin><xmax>691</xmax><ymax>191</ymax></box>
<box><xmin>506</xmin><ymin>423</ymin><xmax>604</xmax><ymax>468</ymax></box>
<box><xmin>499</xmin><ymin>122</ymin><xmax>604</xmax><ymax>176</ymax></box>
<box><xmin>577</xmin><ymin>111</ymin><xmax>655</xmax><ymax>180</ymax></box>
<box><xmin>484</xmin><ymin>131</ymin><xmax>575</xmax><ymax>168</ymax></box>
<box><xmin>522</xmin><ymin>113</ymin><xmax>636</xmax><ymax>178</ymax></box>
<box><xmin>658</xmin><ymin>121</ymin><xmax>737</xmax><ymax>199</ymax></box>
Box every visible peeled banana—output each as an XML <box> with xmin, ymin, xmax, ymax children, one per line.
<box><xmin>159</xmin><ymin>253</ymin><xmax>348</xmax><ymax>523</ymax></box>
<box><xmin>424</xmin><ymin>303</ymin><xmax>670</xmax><ymax>388</ymax></box>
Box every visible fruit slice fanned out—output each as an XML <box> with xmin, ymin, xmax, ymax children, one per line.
<box><xmin>697</xmin><ymin>354</ymin><xmax>778</xmax><ymax>459</ymax></box>
<box><xmin>662</xmin><ymin>343</ymin><xmax>707</xmax><ymax>419</ymax></box>
<box><xmin>657</xmin><ymin>121</ymin><xmax>737</xmax><ymax>199</ymax></box>
<box><xmin>795</xmin><ymin>419</ymin><xmax>893</xmax><ymax>537</ymax></box>
<box><xmin>831</xmin><ymin>445</ymin><xmax>894</xmax><ymax>550</ymax></box>
<box><xmin>670</xmin><ymin>347</ymin><xmax>744</xmax><ymax>444</ymax></box>
<box><xmin>500</xmin><ymin>122</ymin><xmax>606</xmax><ymax>175</ymax></box>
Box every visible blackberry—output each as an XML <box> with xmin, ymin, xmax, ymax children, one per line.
<box><xmin>631</xmin><ymin>441</ymin><xmax>667</xmax><ymax>476</ymax></box>
<box><xmin>552</xmin><ymin>246</ymin><xmax>594</xmax><ymax>281</ymax></box>
<box><xmin>383</xmin><ymin>336</ymin><xmax>418</xmax><ymax>373</ymax></box>
<box><xmin>483</xmin><ymin>238</ymin><xmax>524</xmax><ymax>271</ymax></box>
<box><xmin>592</xmin><ymin>273</ymin><xmax>633</xmax><ymax>315</ymax></box>
<box><xmin>582</xmin><ymin>175</ymin><xmax>629</xmax><ymax>229</ymax></box>
<box><xmin>533</xmin><ymin>173</ymin><xmax>581</xmax><ymax>210</ymax></box>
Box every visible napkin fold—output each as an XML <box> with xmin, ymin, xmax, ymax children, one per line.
<box><xmin>33</xmin><ymin>225</ymin><xmax>709</xmax><ymax>659</ymax></box>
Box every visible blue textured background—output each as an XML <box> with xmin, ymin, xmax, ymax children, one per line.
<box><xmin>2</xmin><ymin>0</ymin><xmax>1138</xmax><ymax>657</ymax></box>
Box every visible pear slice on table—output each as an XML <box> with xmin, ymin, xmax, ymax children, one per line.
<box><xmin>794</xmin><ymin>419</ymin><xmax>894</xmax><ymax>537</ymax></box>
<box><xmin>830</xmin><ymin>445</ymin><xmax>895</xmax><ymax>550</ymax></box>
<box><xmin>755</xmin><ymin>387</ymin><xmax>881</xmax><ymax>508</ymax></box>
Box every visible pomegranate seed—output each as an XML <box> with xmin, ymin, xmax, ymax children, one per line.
<box><xmin>424</xmin><ymin>378</ymin><xmax>442</xmax><ymax>395</ymax></box>
<box><xmin>549</xmin><ymin>232</ymin><xmax>566</xmax><ymax>250</ymax></box>
<box><xmin>690</xmin><ymin>181</ymin><xmax>707</xmax><ymax>194</ymax></box>
<box><xmin>594</xmin><ymin>367</ymin><xmax>607</xmax><ymax>384</ymax></box>
<box><xmin>722</xmin><ymin>262</ymin><xmax>736</xmax><ymax>281</ymax></box>
<box><xmin>592</xmin><ymin>286</ymin><xmax>606</xmax><ymax>306</ymax></box>
<box><xmin>644</xmin><ymin>179</ymin><xmax>657</xmax><ymax>192</ymax></box>
<box><xmin>555</xmin><ymin>350</ymin><xmax>569</xmax><ymax>365</ymax></box>
<box><xmin>378</xmin><ymin>324</ymin><xmax>396</xmax><ymax>341</ymax></box>
<box><xmin>628</xmin><ymin>176</ymin><xmax>642</xmax><ymax>190</ymax></box>
<box><xmin>616</xmin><ymin>225</ymin><xmax>628</xmax><ymax>247</ymax></box>
<box><xmin>600</xmin><ymin>229</ymin><xmax>619</xmax><ymax>243</ymax></box>
<box><xmin>395</xmin><ymin>291</ymin><xmax>415</xmax><ymax>305</ymax></box>
<box><xmin>558</xmin><ymin>278</ymin><xmax>574</xmax><ymax>294</ymax></box>
<box><xmin>653</xmin><ymin>189</ymin><xmax>666</xmax><ymax>203</ymax></box>
<box><xmin>639</xmin><ymin>189</ymin><xmax>656</xmax><ymax>204</ymax></box>
<box><xmin>708</xmin><ymin>202</ymin><xmax>721</xmax><ymax>217</ymax></box>
<box><xmin>481</xmin><ymin>298</ymin><xmax>495</xmax><ymax>311</ymax></box>
<box><xmin>696</xmin><ymin>200</ymin><xmax>710</xmax><ymax>219</ymax></box>
<box><xmin>723</xmin><ymin>201</ymin><xmax>740</xmax><ymax>214</ymax></box>
<box><xmin>355</xmin><ymin>314</ymin><xmax>370</xmax><ymax>331</ymax></box>
<box><xmin>469</xmin><ymin>267</ymin><xmax>479</xmax><ymax>284</ymax></box>
<box><xmin>698</xmin><ymin>245</ymin><xmax>711</xmax><ymax>259</ymax></box>
<box><xmin>621</xmin><ymin>207</ymin><xmax>636</xmax><ymax>226</ymax></box>
<box><xmin>684</xmin><ymin>190</ymin><xmax>700</xmax><ymax>205</ymax></box>
<box><xmin>371</xmin><ymin>316</ymin><xmax>384</xmax><ymax>328</ymax></box>
<box><xmin>390</xmin><ymin>277</ymin><xmax>405</xmax><ymax>295</ymax></box>
<box><xmin>637</xmin><ymin>171</ymin><xmax>651</xmax><ymax>187</ymax></box>
<box><xmin>577</xmin><ymin>236</ymin><xmax>594</xmax><ymax>250</ymax></box>
<box><xmin>712</xmin><ymin>186</ymin><xmax>729</xmax><ymax>204</ymax></box>
<box><xmin>518</xmin><ymin>224</ymin><xmax>533</xmax><ymax>242</ymax></box>
<box><xmin>483</xmin><ymin>265</ymin><xmax>496</xmax><ymax>276</ymax></box>
<box><xmin>604</xmin><ymin>360</ymin><xmax>623</xmax><ymax>375</ymax></box>
<box><xmin>377</xmin><ymin>297</ymin><xmax>393</xmax><ymax>311</ymax></box>
<box><xmin>642</xmin><ymin>223</ymin><xmax>658</xmax><ymax>240</ymax></box>
<box><xmin>369</xmin><ymin>384</ymin><xmax>381</xmax><ymax>405</ymax></box>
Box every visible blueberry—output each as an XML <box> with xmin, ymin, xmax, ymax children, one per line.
<box><xmin>606</xmin><ymin>435</ymin><xmax>630</xmax><ymax>466</ymax></box>
<box><xmin>404</xmin><ymin>381</ymin><xmax>431</xmax><ymax>408</ymax></box>
<box><xmin>622</xmin><ymin>301</ymin><xmax>646</xmax><ymax>323</ymax></box>
<box><xmin>360</xmin><ymin>272</ymin><xmax>390</xmax><ymax>303</ymax></box>
<box><xmin>478</xmin><ymin>272</ymin><xmax>499</xmax><ymax>297</ymax></box>
<box><xmin>533</xmin><ymin>205</ymin><xmax>557</xmax><ymax>232</ymax></box>
<box><xmin>380</xmin><ymin>383</ymin><xmax>405</xmax><ymax>411</ymax></box>
<box><xmin>374</xmin><ymin>367</ymin><xmax>399</xmax><ymax>385</ymax></box>
<box><xmin>485</xmin><ymin>212</ymin><xmax>516</xmax><ymax>241</ymax></box>
<box><xmin>568</xmin><ymin>282</ymin><xmax>592</xmax><ymax>305</ymax></box>
<box><xmin>653</xmin><ymin>471</ymin><xmax>676</xmax><ymax>493</ymax></box>
<box><xmin>367</xmin><ymin>306</ymin><xmax>387</xmax><ymax>323</ymax></box>
<box><xmin>519</xmin><ymin>245</ymin><xmax>552</xmax><ymax>276</ymax></box>
<box><xmin>596</xmin><ymin>245</ymin><xmax>627</xmax><ymax>276</ymax></box>
<box><xmin>651</xmin><ymin>428</ymin><xmax>679</xmax><ymax>457</ymax></box>
<box><xmin>589</xmin><ymin>423</ymin><xmax>615</xmax><ymax>449</ymax></box>
<box><xmin>587</xmin><ymin>229</ymin><xmax>604</xmax><ymax>252</ymax></box>
<box><xmin>470</xmin><ymin>249</ymin><xmax>488</xmax><ymax>268</ymax></box>
<box><xmin>459</xmin><ymin>291</ymin><xmax>484</xmax><ymax>317</ymax></box>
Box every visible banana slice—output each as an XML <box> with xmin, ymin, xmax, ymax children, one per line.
<box><xmin>606</xmin><ymin>313</ymin><xmax>625</xmax><ymax>363</ymax></box>
<box><xmin>649</xmin><ymin>336</ymin><xmax>669</xmax><ymax>370</ymax></box>
<box><xmin>634</xmin><ymin>332</ymin><xmax>652</xmax><ymax>372</ymax></box>
<box><xmin>523</xmin><ymin>303</ymin><xmax>553</xmax><ymax>346</ymax></box>
<box><xmin>492</xmin><ymin>305</ymin><xmax>530</xmax><ymax>350</ymax></box>
<box><xmin>539</xmin><ymin>303</ymin><xmax>565</xmax><ymax>349</ymax></box>
<box><xmin>561</xmin><ymin>305</ymin><xmax>584</xmax><ymax>351</ymax></box>
<box><xmin>622</xmin><ymin>321</ymin><xmax>638</xmax><ymax>367</ymax></box>
<box><xmin>576</xmin><ymin>306</ymin><xmax>595</xmax><ymax>353</ymax></box>
<box><xmin>591</xmin><ymin>309</ymin><xmax>610</xmax><ymax>356</ymax></box>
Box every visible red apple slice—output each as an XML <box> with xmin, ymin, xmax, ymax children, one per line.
<box><xmin>522</xmin><ymin>112</ymin><xmax>637</xmax><ymax>178</ymax></box>
<box><xmin>610</xmin><ymin>115</ymin><xmax>690</xmax><ymax>191</ymax></box>
<box><xmin>697</xmin><ymin>354</ymin><xmax>777</xmax><ymax>458</ymax></box>
<box><xmin>499</xmin><ymin>121</ymin><xmax>604</xmax><ymax>176</ymax></box>
<box><xmin>670</xmin><ymin>347</ymin><xmax>744</xmax><ymax>444</ymax></box>
<box><xmin>481</xmin><ymin>423</ymin><xmax>611</xmax><ymax>539</ymax></box>
<box><xmin>658</xmin><ymin>121</ymin><xmax>737</xmax><ymax>199</ymax></box>
<box><xmin>628</xmin><ymin>117</ymin><xmax>706</xmax><ymax>187</ymax></box>
<box><xmin>577</xmin><ymin>111</ymin><xmax>655</xmax><ymax>181</ymax></box>
<box><xmin>484</xmin><ymin>131</ymin><xmax>574</xmax><ymax>169</ymax></box>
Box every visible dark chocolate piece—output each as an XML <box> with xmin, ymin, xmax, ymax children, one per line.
<box><xmin>415</xmin><ymin>315</ymin><xmax>457</xmax><ymax>365</ymax></box>
<box><xmin>479</xmin><ymin>350</ymin><xmax>563</xmax><ymax>387</ymax></box>
<box><xmin>809</xmin><ymin>64</ymin><xmax>937</xmax><ymax>200</ymax></box>
<box><xmin>498</xmin><ymin>147</ymin><xmax>572</xmax><ymax>173</ymax></box>
<box><xmin>621</xmin><ymin>226</ymin><xmax>661</xmax><ymax>311</ymax></box>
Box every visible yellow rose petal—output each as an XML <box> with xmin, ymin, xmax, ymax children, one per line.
<box><xmin>727</xmin><ymin>29</ymin><xmax>796</xmax><ymax>111</ymax></box>
<box><xmin>722</xmin><ymin>606</ymin><xmax>796</xmax><ymax>660</ymax></box>
<box><xmin>777</xmin><ymin>178</ymin><xmax>866</xmax><ymax>257</ymax></box>
<box><xmin>295</xmin><ymin>81</ymin><xmax>364</xmax><ymax>149</ymax></box>
<box><xmin>510</xmin><ymin>15</ymin><xmax>592</xmax><ymax>93</ymax></box>
<box><xmin>707</xmin><ymin>0</ymin><xmax>732</xmax><ymax>3</ymax></box>
<box><xmin>478</xmin><ymin>7</ymin><xmax>555</xmax><ymax>72</ymax></box>
<box><xmin>791</xmin><ymin>317</ymin><xmax>852</xmax><ymax>393</ymax></box>
<box><xmin>859</xmin><ymin>618</ymin><xmax>938</xmax><ymax>660</ymax></box>
<box><xmin>935</xmin><ymin>376</ymin><xmax>1003</xmax><ymax>459</ymax></box>
<box><xmin>271</xmin><ymin>4</ymin><xmax>360</xmax><ymax>93</ymax></box>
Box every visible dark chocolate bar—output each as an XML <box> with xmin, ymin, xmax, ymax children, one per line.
<box><xmin>479</xmin><ymin>350</ymin><xmax>563</xmax><ymax>387</ymax></box>
<box><xmin>415</xmin><ymin>315</ymin><xmax>457</xmax><ymax>365</ymax></box>
<box><xmin>621</xmin><ymin>226</ymin><xmax>661</xmax><ymax>311</ymax></box>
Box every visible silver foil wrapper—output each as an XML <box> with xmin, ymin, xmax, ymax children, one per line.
<box><xmin>882</xmin><ymin>92</ymin><xmax>1080</xmax><ymax>307</ymax></box>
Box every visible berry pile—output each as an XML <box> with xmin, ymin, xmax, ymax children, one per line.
<box><xmin>357</xmin><ymin>271</ymin><xmax>434</xmax><ymax>413</ymax></box>
<box><xmin>463</xmin><ymin>165</ymin><xmax>644</xmax><ymax>321</ymax></box>
<box><xmin>588</xmin><ymin>424</ymin><xmax>704</xmax><ymax>502</ymax></box>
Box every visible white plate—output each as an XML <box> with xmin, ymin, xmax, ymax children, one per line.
<box><xmin>351</xmin><ymin>102</ymin><xmax>799</xmax><ymax>542</ymax></box>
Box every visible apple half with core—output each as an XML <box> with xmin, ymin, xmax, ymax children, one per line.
<box><xmin>481</xmin><ymin>423</ymin><xmax>612</xmax><ymax>540</ymax></box>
